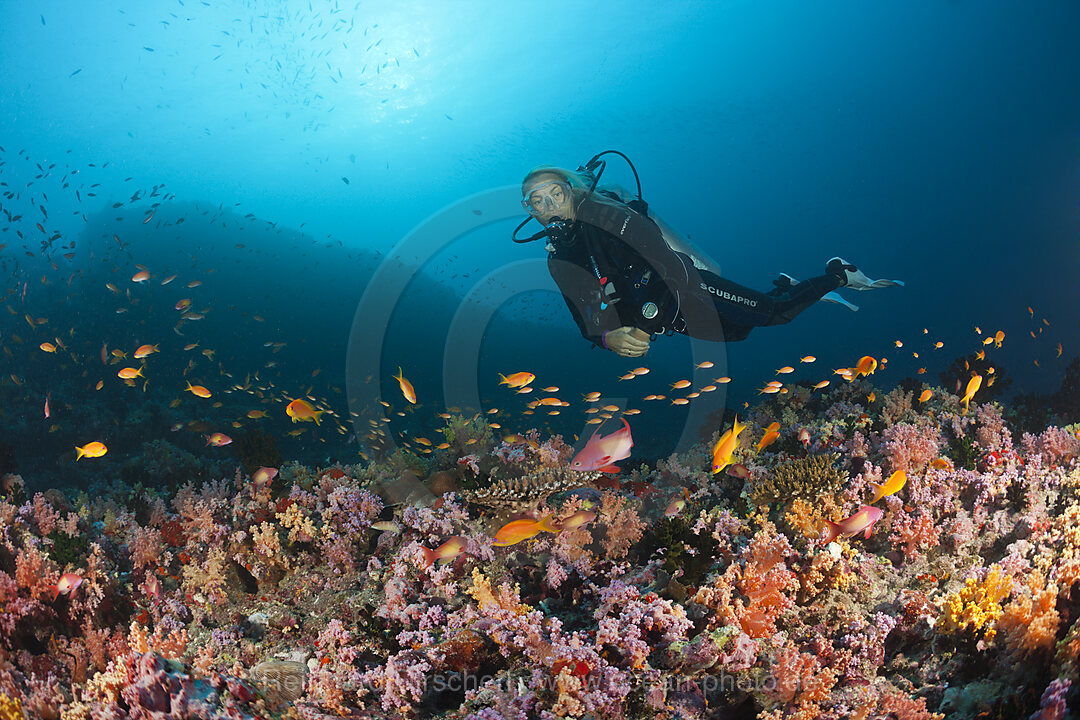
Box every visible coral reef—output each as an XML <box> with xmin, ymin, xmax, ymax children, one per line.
<box><xmin>2</xmin><ymin>386</ymin><xmax>1080</xmax><ymax>720</ymax></box>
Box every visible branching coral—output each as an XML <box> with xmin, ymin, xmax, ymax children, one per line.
<box><xmin>747</xmin><ymin>453</ymin><xmax>844</xmax><ymax>507</ymax></box>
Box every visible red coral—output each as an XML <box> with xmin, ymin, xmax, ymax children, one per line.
<box><xmin>159</xmin><ymin>519</ymin><xmax>186</xmax><ymax>548</ymax></box>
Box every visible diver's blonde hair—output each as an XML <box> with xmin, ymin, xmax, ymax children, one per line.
<box><xmin>521</xmin><ymin>165</ymin><xmax>594</xmax><ymax>201</ymax></box>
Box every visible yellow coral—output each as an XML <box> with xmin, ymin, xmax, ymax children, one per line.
<box><xmin>277</xmin><ymin>503</ymin><xmax>317</xmax><ymax>544</ymax></box>
<box><xmin>466</xmin><ymin>568</ymin><xmax>530</xmax><ymax>615</ymax></box>
<box><xmin>938</xmin><ymin>565</ymin><xmax>1013</xmax><ymax>640</ymax></box>
<box><xmin>0</xmin><ymin>694</ymin><xmax>24</xmax><ymax>720</ymax></box>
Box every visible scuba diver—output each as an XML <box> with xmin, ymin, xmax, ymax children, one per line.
<box><xmin>513</xmin><ymin>151</ymin><xmax>903</xmax><ymax>358</ymax></box>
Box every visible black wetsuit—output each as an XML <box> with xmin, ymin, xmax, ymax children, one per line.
<box><xmin>547</xmin><ymin>192</ymin><xmax>845</xmax><ymax>346</ymax></box>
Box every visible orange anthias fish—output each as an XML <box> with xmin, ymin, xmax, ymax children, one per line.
<box><xmin>117</xmin><ymin>367</ymin><xmax>143</xmax><ymax>380</ymax></box>
<box><xmin>286</xmin><ymin>398</ymin><xmax>324</xmax><ymax>425</ymax></box>
<box><xmin>712</xmin><ymin>416</ymin><xmax>746</xmax><ymax>474</ymax></box>
<box><xmin>853</xmin><ymin>356</ymin><xmax>878</xmax><ymax>378</ymax></box>
<box><xmin>133</xmin><ymin>343</ymin><xmax>159</xmax><ymax>359</ymax></box>
<box><xmin>960</xmin><ymin>374</ymin><xmax>982</xmax><ymax>412</ymax></box>
<box><xmin>820</xmin><ymin>505</ymin><xmax>884</xmax><ymax>545</ymax></box>
<box><xmin>205</xmin><ymin>433</ymin><xmax>233</xmax><ymax>447</ymax></box>
<box><xmin>418</xmin><ymin>535</ymin><xmax>469</xmax><ymax>568</ymax></box>
<box><xmin>75</xmin><ymin>441</ymin><xmax>107</xmax><ymax>460</ymax></box>
<box><xmin>492</xmin><ymin>517</ymin><xmax>559</xmax><ymax>547</ymax></box>
<box><xmin>930</xmin><ymin>458</ymin><xmax>953</xmax><ymax>470</ymax></box>
<box><xmin>756</xmin><ymin>429</ymin><xmax>780</xmax><ymax>452</ymax></box>
<box><xmin>186</xmin><ymin>382</ymin><xmax>212</xmax><ymax>398</ymax></box>
<box><xmin>798</xmin><ymin>427</ymin><xmax>811</xmax><ymax>448</ymax></box>
<box><xmin>869</xmin><ymin>470</ymin><xmax>907</xmax><ymax>504</ymax></box>
<box><xmin>569</xmin><ymin>418</ymin><xmax>633</xmax><ymax>473</ymax></box>
<box><xmin>499</xmin><ymin>371</ymin><xmax>534</xmax><ymax>389</ymax></box>
<box><xmin>918</xmin><ymin>389</ymin><xmax>932</xmax><ymax>403</ymax></box>
<box><xmin>131</xmin><ymin>270</ymin><xmax>150</xmax><ymax>283</ymax></box>
<box><xmin>394</xmin><ymin>367</ymin><xmax>417</xmax><ymax>404</ymax></box>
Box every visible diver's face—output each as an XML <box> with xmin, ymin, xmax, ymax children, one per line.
<box><xmin>522</xmin><ymin>176</ymin><xmax>573</xmax><ymax>226</ymax></box>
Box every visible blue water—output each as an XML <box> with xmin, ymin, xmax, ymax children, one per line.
<box><xmin>2</xmin><ymin>1</ymin><xmax>1079</xmax><ymax>484</ymax></box>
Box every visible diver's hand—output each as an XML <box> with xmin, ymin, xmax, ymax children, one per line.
<box><xmin>604</xmin><ymin>327</ymin><xmax>650</xmax><ymax>357</ymax></box>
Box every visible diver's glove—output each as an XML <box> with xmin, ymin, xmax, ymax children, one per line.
<box><xmin>827</xmin><ymin>257</ymin><xmax>905</xmax><ymax>291</ymax></box>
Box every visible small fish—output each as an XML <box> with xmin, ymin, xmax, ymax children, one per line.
<box><xmin>665</xmin><ymin>488</ymin><xmax>691</xmax><ymax>517</ymax></box>
<box><xmin>960</xmin><ymin>374</ymin><xmax>982</xmax><ymax>411</ymax></box>
<box><xmin>756</xmin><ymin>429</ymin><xmax>780</xmax><ymax>452</ymax></box>
<box><xmin>930</xmin><ymin>458</ymin><xmax>953</xmax><ymax>470</ymax></box>
<box><xmin>867</xmin><ymin>392</ymin><xmax>876</xmax><ymax>403</ymax></box>
<box><xmin>252</xmin><ymin>467</ymin><xmax>278</xmax><ymax>487</ymax></box>
<box><xmin>776</xmin><ymin>366</ymin><xmax>794</xmax><ymax>374</ymax></box>
<box><xmin>287</xmin><ymin>398</ymin><xmax>323</xmax><ymax>424</ymax></box>
<box><xmin>993</xmin><ymin>330</ymin><xmax>1004</xmax><ymax>348</ymax></box>
<box><xmin>570</xmin><ymin>418</ymin><xmax>633</xmax><ymax>473</ymax></box>
<box><xmin>798</xmin><ymin>427</ymin><xmax>811</xmax><ymax>448</ymax></box>
<box><xmin>161</xmin><ymin>274</ymin><xmax>178</xmax><ymax>285</ymax></box>
<box><xmin>371</xmin><ymin>520</ymin><xmax>401</xmax><ymax>533</ymax></box>
<box><xmin>820</xmin><ymin>505</ymin><xmax>884</xmax><ymax>544</ymax></box>
<box><xmin>934</xmin><ymin>341</ymin><xmax>944</xmax><ymax>349</ymax></box>
<box><xmin>714</xmin><ymin>376</ymin><xmax>732</xmax><ymax>384</ymax></box>
<box><xmin>416</xmin><ymin>535</ymin><xmax>468</xmax><ymax>567</ymax></box>
<box><xmin>869</xmin><ymin>470</ymin><xmax>907</xmax><ymax>504</ymax></box>
<box><xmin>44</xmin><ymin>393</ymin><xmax>51</xmax><ymax>419</ymax></box>
<box><xmin>812</xmin><ymin>380</ymin><xmax>830</xmax><ymax>391</ymax></box>
<box><xmin>131</xmin><ymin>270</ymin><xmax>150</xmax><ymax>282</ymax></box>
<box><xmin>918</xmin><ymin>389</ymin><xmax>932</xmax><ymax>403</ymax></box>
<box><xmin>39</xmin><ymin>342</ymin><xmax>57</xmax><ymax>353</ymax></box>
<box><xmin>51</xmin><ymin>572</ymin><xmax>83</xmax><ymax>602</ymax></box>
<box><xmin>394</xmin><ymin>366</ymin><xmax>417</xmax><ymax>404</ymax></box>
<box><xmin>499</xmin><ymin>371</ymin><xmax>534</xmax><ymax>388</ymax></box>
<box><xmin>552</xmin><ymin>510</ymin><xmax>596</xmax><ymax>532</ymax></box>
<box><xmin>186</xmin><ymin>382</ymin><xmax>212</xmax><ymax>398</ymax></box>
<box><xmin>671</xmin><ymin>379</ymin><xmax>691</xmax><ymax>389</ymax></box>
<box><xmin>133</xmin><ymin>343</ymin><xmax>159</xmax><ymax>359</ymax></box>
<box><xmin>726</xmin><ymin>463</ymin><xmax>749</xmax><ymax>479</ymax></box>
<box><xmin>696</xmin><ymin>361</ymin><xmax>714</xmax><ymax>369</ymax></box>
<box><xmin>800</xmin><ymin>355</ymin><xmax>816</xmax><ymax>363</ymax></box>
<box><xmin>75</xmin><ymin>441</ymin><xmax>107</xmax><ymax>460</ymax></box>
<box><xmin>205</xmin><ymin>432</ymin><xmax>233</xmax><ymax>447</ymax></box>
<box><xmin>492</xmin><ymin>517</ymin><xmax>558</xmax><ymax>547</ymax></box>
<box><xmin>853</xmin><ymin>356</ymin><xmax>877</xmax><ymax>378</ymax></box>
<box><xmin>711</xmin><ymin>416</ymin><xmax>746</xmax><ymax>474</ymax></box>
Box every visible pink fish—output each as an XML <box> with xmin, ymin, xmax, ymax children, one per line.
<box><xmin>51</xmin><ymin>571</ymin><xmax>83</xmax><ymax>602</ymax></box>
<box><xmin>725</xmin><ymin>463</ymin><xmax>750</xmax><ymax>480</ymax></box>
<box><xmin>798</xmin><ymin>427</ymin><xmax>810</xmax><ymax>448</ymax></box>
<box><xmin>820</xmin><ymin>505</ymin><xmax>883</xmax><ymax>545</ymax></box>
<box><xmin>570</xmin><ymin>418</ymin><xmax>633</xmax><ymax>473</ymax></box>
<box><xmin>252</xmin><ymin>466</ymin><xmax>278</xmax><ymax>488</ymax></box>
<box><xmin>44</xmin><ymin>392</ymin><xmax>51</xmax><ymax>419</ymax></box>
<box><xmin>418</xmin><ymin>535</ymin><xmax>468</xmax><ymax>569</ymax></box>
<box><xmin>204</xmin><ymin>432</ymin><xmax>233</xmax><ymax>447</ymax></box>
<box><xmin>145</xmin><ymin>574</ymin><xmax>162</xmax><ymax>600</ymax></box>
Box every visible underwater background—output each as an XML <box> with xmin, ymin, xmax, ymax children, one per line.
<box><xmin>2</xmin><ymin>2</ymin><xmax>1080</xmax><ymax>719</ymax></box>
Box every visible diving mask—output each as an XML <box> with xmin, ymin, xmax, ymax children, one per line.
<box><xmin>522</xmin><ymin>180</ymin><xmax>571</xmax><ymax>216</ymax></box>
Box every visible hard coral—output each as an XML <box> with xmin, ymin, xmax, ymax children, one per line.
<box><xmin>748</xmin><ymin>452</ymin><xmax>844</xmax><ymax>508</ymax></box>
